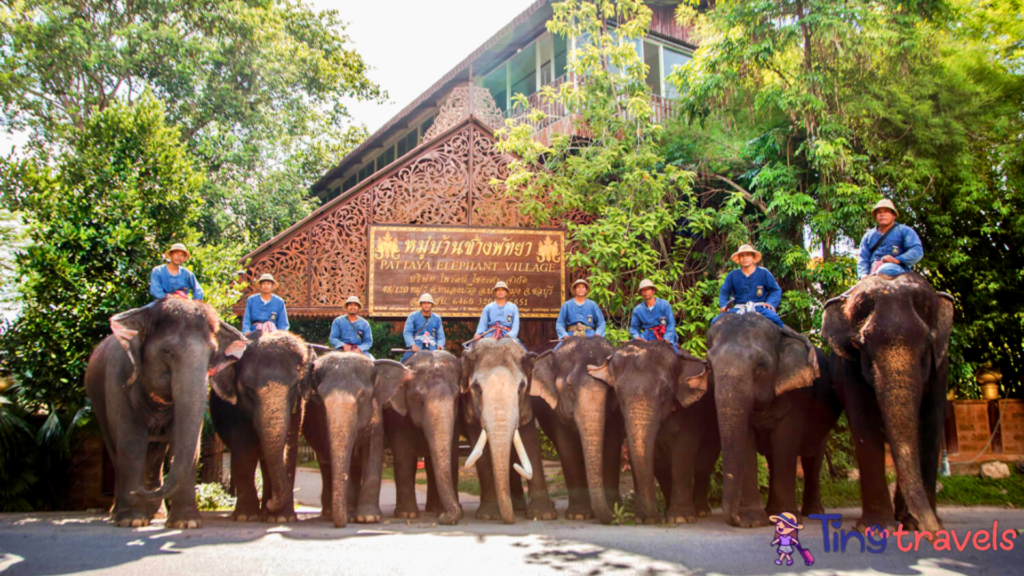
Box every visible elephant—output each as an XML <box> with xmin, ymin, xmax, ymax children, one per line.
<box><xmin>84</xmin><ymin>298</ymin><xmax>248</xmax><ymax>529</ymax></box>
<box><xmin>587</xmin><ymin>339</ymin><xmax>718</xmax><ymax>525</ymax></box>
<box><xmin>460</xmin><ymin>338</ymin><xmax>556</xmax><ymax>523</ymax></box>
<box><xmin>383</xmin><ymin>350</ymin><xmax>463</xmax><ymax>525</ymax></box>
<box><xmin>209</xmin><ymin>330</ymin><xmax>312</xmax><ymax>523</ymax></box>
<box><xmin>529</xmin><ymin>337</ymin><xmax>625</xmax><ymax>523</ymax></box>
<box><xmin>822</xmin><ymin>273</ymin><xmax>953</xmax><ymax>532</ymax></box>
<box><xmin>706</xmin><ymin>312</ymin><xmax>841</xmax><ymax>528</ymax></box>
<box><xmin>302</xmin><ymin>351</ymin><xmax>411</xmax><ymax>527</ymax></box>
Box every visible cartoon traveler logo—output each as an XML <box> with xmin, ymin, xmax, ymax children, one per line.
<box><xmin>771</xmin><ymin>512</ymin><xmax>814</xmax><ymax>566</ymax></box>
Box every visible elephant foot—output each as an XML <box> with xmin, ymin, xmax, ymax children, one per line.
<box><xmin>726</xmin><ymin>507</ymin><xmax>770</xmax><ymax>528</ymax></box>
<box><xmin>635</xmin><ymin>513</ymin><xmax>663</xmax><ymax>526</ymax></box>
<box><xmin>895</xmin><ymin>511</ymin><xmax>942</xmax><ymax>533</ymax></box>
<box><xmin>394</xmin><ymin>504</ymin><xmax>420</xmax><ymax>519</ymax></box>
<box><xmin>801</xmin><ymin>502</ymin><xmax>825</xmax><ymax>517</ymax></box>
<box><xmin>564</xmin><ymin>502</ymin><xmax>593</xmax><ymax>521</ymax></box>
<box><xmin>765</xmin><ymin>505</ymin><xmax>799</xmax><ymax>522</ymax></box>
<box><xmin>231</xmin><ymin>506</ymin><xmax>262</xmax><ymax>522</ymax></box>
<box><xmin>512</xmin><ymin>496</ymin><xmax>527</xmax><ymax>512</ymax></box>
<box><xmin>166</xmin><ymin>508</ymin><xmax>203</xmax><ymax>530</ymax></box>
<box><xmin>665</xmin><ymin>506</ymin><xmax>698</xmax><ymax>524</ymax></box>
<box><xmin>425</xmin><ymin>500</ymin><xmax>444</xmax><ymax>514</ymax></box>
<box><xmin>438</xmin><ymin>506</ymin><xmax>464</xmax><ymax>525</ymax></box>
<box><xmin>853</xmin><ymin>512</ymin><xmax>898</xmax><ymax>534</ymax></box>
<box><xmin>475</xmin><ymin>501</ymin><xmax>502</xmax><ymax>521</ymax></box>
<box><xmin>263</xmin><ymin>512</ymin><xmax>298</xmax><ymax>524</ymax></box>
<box><xmin>696</xmin><ymin>504</ymin><xmax>712</xmax><ymax>518</ymax></box>
<box><xmin>526</xmin><ymin>498</ymin><xmax>558</xmax><ymax>521</ymax></box>
<box><xmin>353</xmin><ymin>505</ymin><xmax>382</xmax><ymax>524</ymax></box>
<box><xmin>113</xmin><ymin>510</ymin><xmax>151</xmax><ymax>528</ymax></box>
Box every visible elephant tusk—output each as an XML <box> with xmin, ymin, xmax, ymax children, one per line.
<box><xmin>464</xmin><ymin>430</ymin><xmax>488</xmax><ymax>470</ymax></box>
<box><xmin>512</xmin><ymin>428</ymin><xmax>533</xmax><ymax>480</ymax></box>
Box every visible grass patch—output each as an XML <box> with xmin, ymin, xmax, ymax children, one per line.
<box><xmin>298</xmin><ymin>459</ymin><xmax>319</xmax><ymax>470</ymax></box>
<box><xmin>457</xmin><ymin>477</ymin><xmax>481</xmax><ymax>496</ymax></box>
<box><xmin>936</xmin><ymin>474</ymin><xmax>1024</xmax><ymax>507</ymax></box>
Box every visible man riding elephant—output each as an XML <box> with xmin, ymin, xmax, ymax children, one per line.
<box><xmin>472</xmin><ymin>281</ymin><xmax>520</xmax><ymax>343</ymax></box>
<box><xmin>857</xmin><ymin>198</ymin><xmax>923</xmax><ymax>279</ymax></box>
<box><xmin>714</xmin><ymin>244</ymin><xmax>785</xmax><ymax>329</ymax></box>
<box><xmin>241</xmin><ymin>273</ymin><xmax>290</xmax><ymax>333</ymax></box>
<box><xmin>149</xmin><ymin>242</ymin><xmax>204</xmax><ymax>301</ymax></box>
<box><xmin>555</xmin><ymin>278</ymin><xmax>605</xmax><ymax>349</ymax></box>
<box><xmin>329</xmin><ymin>296</ymin><xmax>373</xmax><ymax>358</ymax></box>
<box><xmin>401</xmin><ymin>293</ymin><xmax>445</xmax><ymax>362</ymax></box>
<box><xmin>629</xmin><ymin>279</ymin><xmax>679</xmax><ymax>353</ymax></box>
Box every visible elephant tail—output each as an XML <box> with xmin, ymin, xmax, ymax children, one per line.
<box><xmin>132</xmin><ymin>476</ymin><xmax>177</xmax><ymax>501</ymax></box>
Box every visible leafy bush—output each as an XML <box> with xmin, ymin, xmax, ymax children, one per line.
<box><xmin>195</xmin><ymin>483</ymin><xmax>236</xmax><ymax>511</ymax></box>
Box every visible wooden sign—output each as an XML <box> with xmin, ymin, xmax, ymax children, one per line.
<box><xmin>367</xmin><ymin>225</ymin><xmax>566</xmax><ymax>318</ymax></box>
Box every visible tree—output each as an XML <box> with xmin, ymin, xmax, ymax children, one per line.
<box><xmin>0</xmin><ymin>96</ymin><xmax>237</xmax><ymax>409</ymax></box>
<box><xmin>667</xmin><ymin>0</ymin><xmax>1024</xmax><ymax>392</ymax></box>
<box><xmin>496</xmin><ymin>0</ymin><xmax>744</xmax><ymax>354</ymax></box>
<box><xmin>0</xmin><ymin>0</ymin><xmax>384</xmax><ymax>247</ymax></box>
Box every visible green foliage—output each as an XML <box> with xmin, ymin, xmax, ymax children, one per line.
<box><xmin>610</xmin><ymin>501</ymin><xmax>636</xmax><ymax>526</ymax></box>
<box><xmin>195</xmin><ymin>482</ymin><xmax>236</xmax><ymax>512</ymax></box>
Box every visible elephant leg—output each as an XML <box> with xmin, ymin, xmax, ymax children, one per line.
<box><xmin>509</xmin><ymin>459</ymin><xmax>526</xmax><ymax>512</ymax></box>
<box><xmin>389</xmin><ymin>414</ymin><xmax>421</xmax><ymax>519</ymax></box>
<box><xmin>111</xmin><ymin>421</ymin><xmax>153</xmax><ymax>528</ymax></box>
<box><xmin>693</xmin><ymin>407</ymin><xmax>720</xmax><ymax>518</ymax></box>
<box><xmin>737</xmin><ymin>436</ymin><xmax>769</xmax><ymax>527</ymax></box>
<box><xmin>317</xmin><ymin>452</ymin><xmax>333</xmax><ymax>523</ymax></box>
<box><xmin>302</xmin><ymin>408</ymin><xmax>333</xmax><ymax>522</ymax></box>
<box><xmin>165</xmin><ymin>437</ymin><xmax>203</xmax><ymax>529</ymax></box>
<box><xmin>468</xmin><ymin>426</ymin><xmax>500</xmax><ymax>521</ymax></box>
<box><xmin>665</xmin><ymin>429</ymin><xmax>698</xmax><ymax>524</ymax></box>
<box><xmin>602</xmin><ymin>411</ymin><xmax>624</xmax><ymax>510</ymax></box>
<box><xmin>842</xmin><ymin>364</ymin><xmax>895</xmax><ymax>531</ymax></box>
<box><xmin>653</xmin><ymin>444</ymin><xmax>673</xmax><ymax>509</ymax></box>
<box><xmin>800</xmin><ymin>450</ymin><xmax>826</xmax><ymax>517</ymax></box>
<box><xmin>519</xmin><ymin>421</ymin><xmax>556</xmax><ymax>521</ymax></box>
<box><xmin>353</xmin><ymin>426</ymin><xmax>384</xmax><ymax>523</ymax></box>
<box><xmin>538</xmin><ymin>408</ymin><xmax>591</xmax><ymax>519</ymax></box>
<box><xmin>424</xmin><ymin>449</ymin><xmax>443</xmax><ymax>514</ymax></box>
<box><xmin>229</xmin><ymin>444</ymin><xmax>261</xmax><ymax>521</ymax></box>
<box><xmin>764</xmin><ymin>420</ymin><xmax>801</xmax><ymax>520</ymax></box>
<box><xmin>268</xmin><ymin>407</ymin><xmax>301</xmax><ymax>523</ymax></box>
<box><xmin>143</xmin><ymin>442</ymin><xmax>169</xmax><ymax>520</ymax></box>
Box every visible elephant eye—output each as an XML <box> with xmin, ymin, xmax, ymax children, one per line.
<box><xmin>518</xmin><ymin>379</ymin><xmax>527</xmax><ymax>393</ymax></box>
<box><xmin>161</xmin><ymin>347</ymin><xmax>172</xmax><ymax>356</ymax></box>
<box><xmin>471</xmin><ymin>381</ymin><xmax>482</xmax><ymax>394</ymax></box>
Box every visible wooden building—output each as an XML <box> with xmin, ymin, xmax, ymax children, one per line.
<box><xmin>234</xmin><ymin>0</ymin><xmax>696</xmax><ymax>349</ymax></box>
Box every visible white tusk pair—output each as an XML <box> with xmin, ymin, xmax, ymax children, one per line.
<box><xmin>461</xmin><ymin>428</ymin><xmax>534</xmax><ymax>481</ymax></box>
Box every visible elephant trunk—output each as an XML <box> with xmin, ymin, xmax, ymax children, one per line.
<box><xmin>575</xmin><ymin>386</ymin><xmax>613</xmax><ymax>524</ymax></box>
<box><xmin>423</xmin><ymin>398</ymin><xmax>461</xmax><ymax>524</ymax></box>
<box><xmin>715</xmin><ymin>382</ymin><xmax>755</xmax><ymax>526</ymax></box>
<box><xmin>135</xmin><ymin>363</ymin><xmax>207</xmax><ymax>501</ymax></box>
<box><xmin>325</xmin><ymin>394</ymin><xmax>359</xmax><ymax>528</ymax></box>
<box><xmin>254</xmin><ymin>385</ymin><xmax>293</xmax><ymax>513</ymax></box>
<box><xmin>481</xmin><ymin>406</ymin><xmax>518</xmax><ymax>524</ymax></box>
<box><xmin>876</xmin><ymin>359</ymin><xmax>940</xmax><ymax>531</ymax></box>
<box><xmin>621</xmin><ymin>399</ymin><xmax>660</xmax><ymax>524</ymax></box>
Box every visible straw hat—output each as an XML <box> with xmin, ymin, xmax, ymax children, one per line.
<box><xmin>256</xmin><ymin>273</ymin><xmax>277</xmax><ymax>287</ymax></box>
<box><xmin>493</xmin><ymin>281</ymin><xmax>510</xmax><ymax>294</ymax></box>
<box><xmin>637</xmin><ymin>279</ymin><xmax>656</xmax><ymax>293</ymax></box>
<box><xmin>344</xmin><ymin>295</ymin><xmax>363</xmax><ymax>309</ymax></box>
<box><xmin>418</xmin><ymin>293</ymin><xmax>436</xmax><ymax>305</ymax></box>
<box><xmin>769</xmin><ymin>512</ymin><xmax>804</xmax><ymax>530</ymax></box>
<box><xmin>730</xmin><ymin>244</ymin><xmax>763</xmax><ymax>264</ymax></box>
<box><xmin>871</xmin><ymin>198</ymin><xmax>899</xmax><ymax>218</ymax></box>
<box><xmin>163</xmin><ymin>243</ymin><xmax>191</xmax><ymax>261</ymax></box>
<box><xmin>571</xmin><ymin>278</ymin><xmax>591</xmax><ymax>292</ymax></box>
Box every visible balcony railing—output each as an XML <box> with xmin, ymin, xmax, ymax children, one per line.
<box><xmin>501</xmin><ymin>73</ymin><xmax>677</xmax><ymax>135</ymax></box>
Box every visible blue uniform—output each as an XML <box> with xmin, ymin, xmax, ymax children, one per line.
<box><xmin>857</xmin><ymin>224</ymin><xmax>923</xmax><ymax>279</ymax></box>
<box><xmin>475</xmin><ymin>302</ymin><xmax>520</xmax><ymax>341</ymax></box>
<box><xmin>402</xmin><ymin>311</ymin><xmax>446</xmax><ymax>362</ymax></box>
<box><xmin>329</xmin><ymin>315</ymin><xmax>373</xmax><ymax>357</ymax></box>
<box><xmin>555</xmin><ymin>298</ymin><xmax>605</xmax><ymax>349</ymax></box>
<box><xmin>713</xmin><ymin>267</ymin><xmax>784</xmax><ymax>328</ymax></box>
<box><xmin>149</xmin><ymin>264</ymin><xmax>203</xmax><ymax>301</ymax></box>
<box><xmin>241</xmin><ymin>294</ymin><xmax>289</xmax><ymax>332</ymax></box>
<box><xmin>629</xmin><ymin>299</ymin><xmax>678</xmax><ymax>352</ymax></box>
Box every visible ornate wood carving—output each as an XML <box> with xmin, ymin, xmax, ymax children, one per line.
<box><xmin>423</xmin><ymin>84</ymin><xmax>505</xmax><ymax>141</ymax></box>
<box><xmin>372</xmin><ymin>128</ymin><xmax>471</xmax><ymax>225</ymax></box>
<box><xmin>469</xmin><ymin>125</ymin><xmax>537</xmax><ymax>227</ymax></box>
<box><xmin>308</xmin><ymin>193</ymin><xmax>371</xmax><ymax>307</ymax></box>
<box><xmin>241</xmin><ymin>231</ymin><xmax>310</xmax><ymax>307</ymax></box>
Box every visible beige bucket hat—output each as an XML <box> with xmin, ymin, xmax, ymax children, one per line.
<box><xmin>571</xmin><ymin>278</ymin><xmax>591</xmax><ymax>291</ymax></box>
<box><xmin>163</xmin><ymin>243</ymin><xmax>191</xmax><ymax>261</ymax></box>
<box><xmin>256</xmin><ymin>273</ymin><xmax>277</xmax><ymax>287</ymax></box>
<box><xmin>871</xmin><ymin>198</ymin><xmax>898</xmax><ymax>218</ymax></box>
<box><xmin>637</xmin><ymin>279</ymin><xmax>656</xmax><ymax>293</ymax></box>
<box><xmin>344</xmin><ymin>295</ymin><xmax>363</xmax><ymax>309</ymax></box>
<box><xmin>730</xmin><ymin>244</ymin><xmax>763</xmax><ymax>264</ymax></box>
<box><xmin>418</xmin><ymin>293</ymin><xmax>436</xmax><ymax>305</ymax></box>
<box><xmin>493</xmin><ymin>281</ymin><xmax>510</xmax><ymax>294</ymax></box>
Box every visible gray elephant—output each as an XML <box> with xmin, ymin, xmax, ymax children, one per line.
<box><xmin>210</xmin><ymin>330</ymin><xmax>312</xmax><ymax>523</ymax></box>
<box><xmin>460</xmin><ymin>338</ymin><xmax>555</xmax><ymax>523</ymax></box>
<box><xmin>384</xmin><ymin>350</ymin><xmax>463</xmax><ymax>525</ymax></box>
<box><xmin>823</xmin><ymin>273</ymin><xmax>953</xmax><ymax>532</ymax></box>
<box><xmin>529</xmin><ymin>337</ymin><xmax>625</xmax><ymax>523</ymax></box>
<box><xmin>587</xmin><ymin>339</ymin><xmax>717</xmax><ymax>524</ymax></box>
<box><xmin>302</xmin><ymin>351</ymin><xmax>410</xmax><ymax>527</ymax></box>
<box><xmin>707</xmin><ymin>313</ymin><xmax>840</xmax><ymax>528</ymax></box>
<box><xmin>84</xmin><ymin>298</ymin><xmax>248</xmax><ymax>528</ymax></box>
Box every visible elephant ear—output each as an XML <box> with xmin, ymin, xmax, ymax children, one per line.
<box><xmin>586</xmin><ymin>354</ymin><xmax>615</xmax><ymax>387</ymax></box>
<box><xmin>776</xmin><ymin>327</ymin><xmax>820</xmax><ymax>396</ymax></box>
<box><xmin>110</xmin><ymin>303</ymin><xmax>156</xmax><ymax>386</ymax></box>
<box><xmin>931</xmin><ymin>294</ymin><xmax>954</xmax><ymax>373</ymax></box>
<box><xmin>298</xmin><ymin>345</ymin><xmax>320</xmax><ymax>401</ymax></box>
<box><xmin>459</xmin><ymin>348</ymin><xmax>476</xmax><ymax>394</ymax></box>
<box><xmin>676</xmin><ymin>358</ymin><xmax>709</xmax><ymax>408</ymax></box>
<box><xmin>373</xmin><ymin>359</ymin><xmax>413</xmax><ymax>416</ymax></box>
<box><xmin>528</xmin><ymin>351</ymin><xmax>558</xmax><ymax>409</ymax></box>
<box><xmin>209</xmin><ymin>364</ymin><xmax>239</xmax><ymax>404</ymax></box>
<box><xmin>209</xmin><ymin>321</ymin><xmax>250</xmax><ymax>378</ymax></box>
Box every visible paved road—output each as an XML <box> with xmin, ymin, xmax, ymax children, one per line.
<box><xmin>1</xmin><ymin>506</ymin><xmax>1021</xmax><ymax>575</ymax></box>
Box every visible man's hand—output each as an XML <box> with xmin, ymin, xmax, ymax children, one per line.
<box><xmin>561</xmin><ymin>334</ymin><xmax>570</xmax><ymax>340</ymax></box>
<box><xmin>634</xmin><ymin>336</ymin><xmax>644</xmax><ymax>341</ymax></box>
<box><xmin>719</xmin><ymin>306</ymin><xmax>728</xmax><ymax>313</ymax></box>
<box><xmin>473</xmin><ymin>334</ymin><xmax>482</xmax><ymax>341</ymax></box>
<box><xmin>881</xmin><ymin>255</ymin><xmax>900</xmax><ymax>264</ymax></box>
<box><xmin>411</xmin><ymin>344</ymin><xmax>421</xmax><ymax>352</ymax></box>
<box><xmin>763</xmin><ymin>304</ymin><xmax>776</xmax><ymax>311</ymax></box>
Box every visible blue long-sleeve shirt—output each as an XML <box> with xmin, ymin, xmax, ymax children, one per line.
<box><xmin>629</xmin><ymin>299</ymin><xmax>678</xmax><ymax>345</ymax></box>
<box><xmin>857</xmin><ymin>224</ymin><xmax>924</xmax><ymax>278</ymax></box>
<box><xmin>149</xmin><ymin>264</ymin><xmax>203</xmax><ymax>301</ymax></box>
<box><xmin>718</xmin><ymin>267</ymin><xmax>783</xmax><ymax>309</ymax></box>
<box><xmin>475</xmin><ymin>302</ymin><xmax>520</xmax><ymax>340</ymax></box>
<box><xmin>329</xmin><ymin>315</ymin><xmax>373</xmax><ymax>353</ymax></box>
<box><xmin>403</xmin><ymin>312</ymin><xmax>445</xmax><ymax>350</ymax></box>
<box><xmin>241</xmin><ymin>294</ymin><xmax>289</xmax><ymax>332</ymax></box>
<box><xmin>555</xmin><ymin>299</ymin><xmax>606</xmax><ymax>339</ymax></box>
